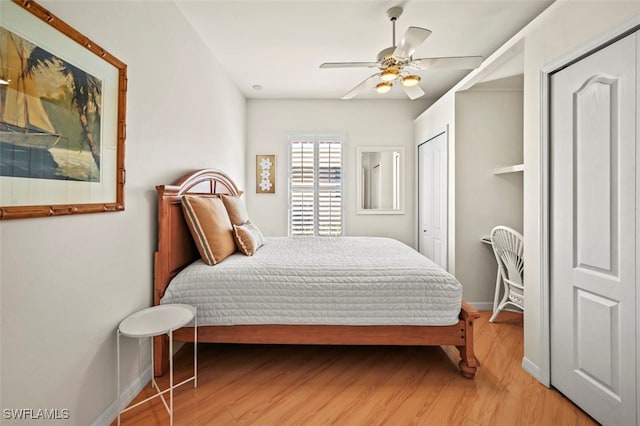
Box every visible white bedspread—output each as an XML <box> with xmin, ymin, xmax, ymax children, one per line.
<box><xmin>160</xmin><ymin>237</ymin><xmax>462</xmax><ymax>326</ymax></box>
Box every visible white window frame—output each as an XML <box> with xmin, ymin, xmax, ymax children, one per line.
<box><xmin>287</xmin><ymin>133</ymin><xmax>345</xmax><ymax>237</ymax></box>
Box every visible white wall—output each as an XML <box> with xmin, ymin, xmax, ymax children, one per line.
<box><xmin>246</xmin><ymin>99</ymin><xmax>429</xmax><ymax>247</ymax></box>
<box><xmin>414</xmin><ymin>95</ymin><xmax>456</xmax><ymax>272</ymax></box>
<box><xmin>521</xmin><ymin>1</ymin><xmax>640</xmax><ymax>381</ymax></box>
<box><xmin>414</xmin><ymin>82</ymin><xmax>524</xmax><ymax>307</ymax></box>
<box><xmin>0</xmin><ymin>1</ymin><xmax>246</xmax><ymax>424</ymax></box>
<box><xmin>454</xmin><ymin>87</ymin><xmax>523</xmax><ymax>307</ymax></box>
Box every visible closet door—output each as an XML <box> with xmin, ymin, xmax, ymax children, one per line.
<box><xmin>550</xmin><ymin>32</ymin><xmax>637</xmax><ymax>425</ymax></box>
<box><xmin>418</xmin><ymin>131</ymin><xmax>447</xmax><ymax>269</ymax></box>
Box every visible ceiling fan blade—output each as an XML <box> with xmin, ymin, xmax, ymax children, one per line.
<box><xmin>320</xmin><ymin>62</ymin><xmax>378</xmax><ymax>69</ymax></box>
<box><xmin>341</xmin><ymin>73</ymin><xmax>380</xmax><ymax>100</ymax></box>
<box><xmin>402</xmin><ymin>83</ymin><xmax>425</xmax><ymax>100</ymax></box>
<box><xmin>393</xmin><ymin>26</ymin><xmax>432</xmax><ymax>59</ymax></box>
<box><xmin>410</xmin><ymin>56</ymin><xmax>483</xmax><ymax>70</ymax></box>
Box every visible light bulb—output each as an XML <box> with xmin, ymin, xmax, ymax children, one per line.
<box><xmin>375</xmin><ymin>81</ymin><xmax>393</xmax><ymax>94</ymax></box>
<box><xmin>380</xmin><ymin>68</ymin><xmax>399</xmax><ymax>82</ymax></box>
<box><xmin>401</xmin><ymin>75</ymin><xmax>421</xmax><ymax>87</ymax></box>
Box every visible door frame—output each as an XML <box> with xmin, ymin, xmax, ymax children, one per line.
<box><xmin>416</xmin><ymin>126</ymin><xmax>449</xmax><ymax>270</ymax></box>
<box><xmin>539</xmin><ymin>16</ymin><xmax>640</xmax><ymax>387</ymax></box>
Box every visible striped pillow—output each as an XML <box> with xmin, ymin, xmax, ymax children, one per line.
<box><xmin>181</xmin><ymin>195</ymin><xmax>236</xmax><ymax>265</ymax></box>
<box><xmin>233</xmin><ymin>221</ymin><xmax>265</xmax><ymax>256</ymax></box>
<box><xmin>220</xmin><ymin>194</ymin><xmax>250</xmax><ymax>226</ymax></box>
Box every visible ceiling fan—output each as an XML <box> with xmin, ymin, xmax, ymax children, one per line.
<box><xmin>320</xmin><ymin>6</ymin><xmax>483</xmax><ymax>100</ymax></box>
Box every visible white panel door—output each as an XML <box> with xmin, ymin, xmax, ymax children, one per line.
<box><xmin>418</xmin><ymin>132</ymin><xmax>447</xmax><ymax>269</ymax></box>
<box><xmin>550</xmin><ymin>32</ymin><xmax>637</xmax><ymax>426</ymax></box>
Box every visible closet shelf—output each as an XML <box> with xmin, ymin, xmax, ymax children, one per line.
<box><xmin>493</xmin><ymin>164</ymin><xmax>524</xmax><ymax>175</ymax></box>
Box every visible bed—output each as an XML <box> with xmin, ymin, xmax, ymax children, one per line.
<box><xmin>153</xmin><ymin>169</ymin><xmax>479</xmax><ymax>379</ymax></box>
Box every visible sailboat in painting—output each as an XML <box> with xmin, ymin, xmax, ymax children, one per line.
<box><xmin>0</xmin><ymin>28</ymin><xmax>61</xmax><ymax>150</ymax></box>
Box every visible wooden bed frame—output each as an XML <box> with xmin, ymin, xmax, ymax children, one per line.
<box><xmin>153</xmin><ymin>169</ymin><xmax>480</xmax><ymax>379</ymax></box>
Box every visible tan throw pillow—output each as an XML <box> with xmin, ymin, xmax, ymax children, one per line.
<box><xmin>221</xmin><ymin>194</ymin><xmax>250</xmax><ymax>226</ymax></box>
<box><xmin>233</xmin><ymin>221</ymin><xmax>265</xmax><ymax>256</ymax></box>
<box><xmin>181</xmin><ymin>196</ymin><xmax>236</xmax><ymax>265</ymax></box>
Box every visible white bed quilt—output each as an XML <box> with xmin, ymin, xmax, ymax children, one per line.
<box><xmin>160</xmin><ymin>237</ymin><xmax>463</xmax><ymax>326</ymax></box>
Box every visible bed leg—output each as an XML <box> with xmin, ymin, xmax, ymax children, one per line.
<box><xmin>154</xmin><ymin>335</ymin><xmax>169</xmax><ymax>376</ymax></box>
<box><xmin>457</xmin><ymin>302</ymin><xmax>480</xmax><ymax>379</ymax></box>
<box><xmin>457</xmin><ymin>348</ymin><xmax>478</xmax><ymax>379</ymax></box>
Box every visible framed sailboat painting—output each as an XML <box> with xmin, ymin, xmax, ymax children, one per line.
<box><xmin>0</xmin><ymin>0</ymin><xmax>127</xmax><ymax>220</ymax></box>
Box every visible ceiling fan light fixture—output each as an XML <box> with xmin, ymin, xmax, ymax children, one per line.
<box><xmin>401</xmin><ymin>74</ymin><xmax>421</xmax><ymax>87</ymax></box>
<box><xmin>375</xmin><ymin>81</ymin><xmax>393</xmax><ymax>94</ymax></box>
<box><xmin>380</xmin><ymin>68</ymin><xmax>399</xmax><ymax>82</ymax></box>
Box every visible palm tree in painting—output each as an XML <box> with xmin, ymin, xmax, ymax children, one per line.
<box><xmin>23</xmin><ymin>46</ymin><xmax>102</xmax><ymax>168</ymax></box>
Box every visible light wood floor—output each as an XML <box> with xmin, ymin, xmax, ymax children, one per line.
<box><xmin>115</xmin><ymin>311</ymin><xmax>596</xmax><ymax>425</ymax></box>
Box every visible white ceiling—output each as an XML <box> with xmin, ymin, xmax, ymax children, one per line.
<box><xmin>176</xmin><ymin>0</ymin><xmax>554</xmax><ymax>101</ymax></box>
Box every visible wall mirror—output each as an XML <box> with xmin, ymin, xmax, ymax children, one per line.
<box><xmin>356</xmin><ymin>146</ymin><xmax>404</xmax><ymax>214</ymax></box>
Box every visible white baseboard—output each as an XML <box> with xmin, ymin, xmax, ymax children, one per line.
<box><xmin>521</xmin><ymin>356</ymin><xmax>547</xmax><ymax>386</ymax></box>
<box><xmin>91</xmin><ymin>366</ymin><xmax>151</xmax><ymax>426</ymax></box>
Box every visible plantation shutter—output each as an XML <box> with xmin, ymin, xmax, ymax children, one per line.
<box><xmin>317</xmin><ymin>139</ymin><xmax>342</xmax><ymax>236</ymax></box>
<box><xmin>290</xmin><ymin>138</ymin><xmax>315</xmax><ymax>236</ymax></box>
<box><xmin>289</xmin><ymin>134</ymin><xmax>343</xmax><ymax>236</ymax></box>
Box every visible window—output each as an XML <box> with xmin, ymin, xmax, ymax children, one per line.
<box><xmin>288</xmin><ymin>134</ymin><xmax>344</xmax><ymax>236</ymax></box>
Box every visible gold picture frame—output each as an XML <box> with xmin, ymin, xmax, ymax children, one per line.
<box><xmin>0</xmin><ymin>0</ymin><xmax>127</xmax><ymax>220</ymax></box>
<box><xmin>256</xmin><ymin>155</ymin><xmax>275</xmax><ymax>194</ymax></box>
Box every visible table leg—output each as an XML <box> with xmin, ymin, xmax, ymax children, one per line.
<box><xmin>194</xmin><ymin>308</ymin><xmax>198</xmax><ymax>388</ymax></box>
<box><xmin>150</xmin><ymin>336</ymin><xmax>156</xmax><ymax>391</ymax></box>
<box><xmin>117</xmin><ymin>330</ymin><xmax>121</xmax><ymax>426</ymax></box>
<box><xmin>169</xmin><ymin>329</ymin><xmax>173</xmax><ymax>426</ymax></box>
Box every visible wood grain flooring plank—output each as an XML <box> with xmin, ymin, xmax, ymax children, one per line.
<box><xmin>113</xmin><ymin>312</ymin><xmax>597</xmax><ymax>426</ymax></box>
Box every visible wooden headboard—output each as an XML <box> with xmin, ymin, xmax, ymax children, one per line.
<box><xmin>153</xmin><ymin>169</ymin><xmax>241</xmax><ymax>305</ymax></box>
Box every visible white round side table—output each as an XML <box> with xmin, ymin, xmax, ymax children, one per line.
<box><xmin>116</xmin><ymin>304</ymin><xmax>197</xmax><ymax>425</ymax></box>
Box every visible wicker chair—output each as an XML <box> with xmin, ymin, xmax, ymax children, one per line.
<box><xmin>489</xmin><ymin>226</ymin><xmax>524</xmax><ymax>323</ymax></box>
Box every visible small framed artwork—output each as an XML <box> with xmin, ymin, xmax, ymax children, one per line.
<box><xmin>256</xmin><ymin>155</ymin><xmax>275</xmax><ymax>194</ymax></box>
<box><xmin>0</xmin><ymin>0</ymin><xmax>127</xmax><ymax>220</ymax></box>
